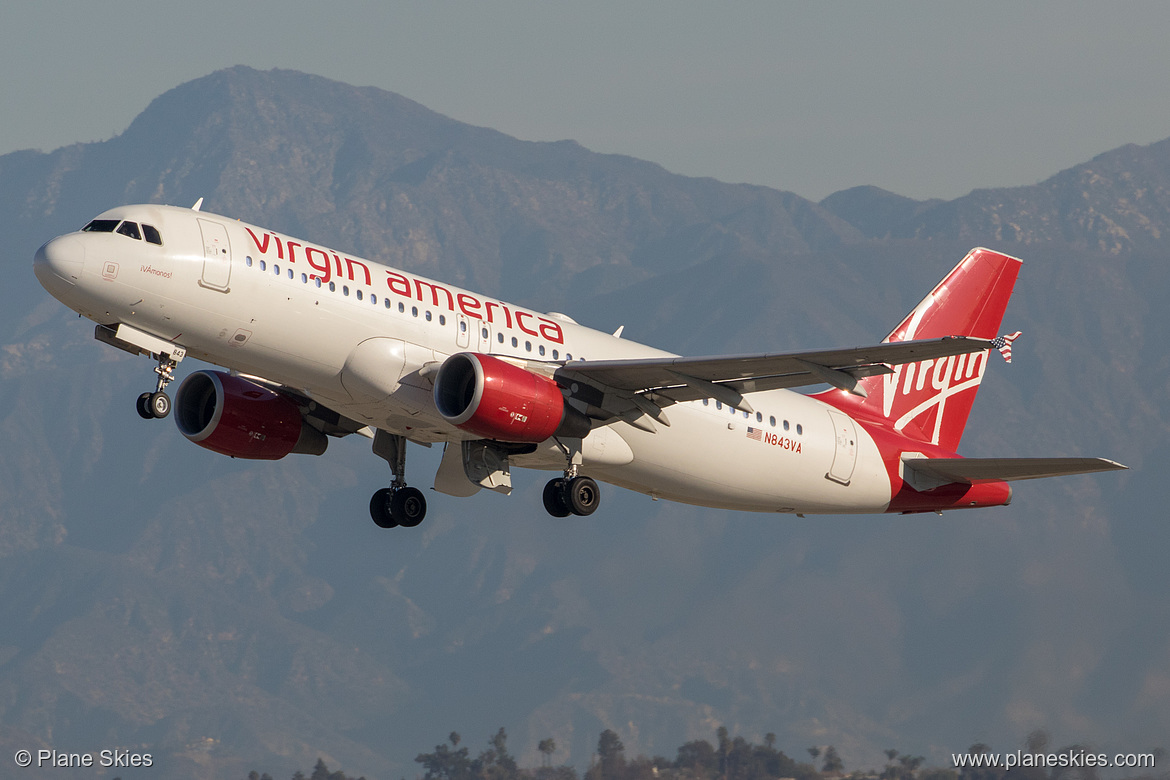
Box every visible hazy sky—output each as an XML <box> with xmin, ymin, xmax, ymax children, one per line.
<box><xmin>4</xmin><ymin>2</ymin><xmax>1170</xmax><ymax>202</ymax></box>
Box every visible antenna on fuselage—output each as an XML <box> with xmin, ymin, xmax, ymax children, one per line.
<box><xmin>191</xmin><ymin>197</ymin><xmax>204</xmax><ymax>212</ymax></box>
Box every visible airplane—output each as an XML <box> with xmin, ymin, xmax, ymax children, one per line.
<box><xmin>33</xmin><ymin>201</ymin><xmax>1126</xmax><ymax>528</ymax></box>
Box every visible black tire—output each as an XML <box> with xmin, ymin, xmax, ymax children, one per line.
<box><xmin>542</xmin><ymin>478</ymin><xmax>571</xmax><ymax>517</ymax></box>
<box><xmin>392</xmin><ymin>487</ymin><xmax>427</xmax><ymax>528</ymax></box>
<box><xmin>149</xmin><ymin>391</ymin><xmax>171</xmax><ymax>419</ymax></box>
<box><xmin>566</xmin><ymin>476</ymin><xmax>600</xmax><ymax>516</ymax></box>
<box><xmin>369</xmin><ymin>487</ymin><xmax>398</xmax><ymax>528</ymax></box>
<box><xmin>136</xmin><ymin>392</ymin><xmax>154</xmax><ymax>420</ymax></box>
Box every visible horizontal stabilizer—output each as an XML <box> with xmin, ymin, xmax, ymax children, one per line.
<box><xmin>903</xmin><ymin>457</ymin><xmax>1128</xmax><ymax>485</ymax></box>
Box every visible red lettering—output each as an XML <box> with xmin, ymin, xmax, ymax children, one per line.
<box><xmin>386</xmin><ymin>270</ymin><xmax>411</xmax><ymax>297</ymax></box>
<box><xmin>245</xmin><ymin>228</ymin><xmax>271</xmax><ymax>254</ymax></box>
<box><xmin>484</xmin><ymin>301</ymin><xmax>512</xmax><ymax>328</ymax></box>
<box><xmin>344</xmin><ymin>257</ymin><xmax>371</xmax><ymax>285</ymax></box>
<box><xmin>538</xmin><ymin>318</ymin><xmax>564</xmax><ymax>344</ymax></box>
<box><xmin>763</xmin><ymin>432</ymin><xmax>800</xmax><ymax>454</ymax></box>
<box><xmin>515</xmin><ymin>311</ymin><xmax>539</xmax><ymax>336</ymax></box>
<box><xmin>285</xmin><ymin>241</ymin><xmax>300</xmax><ymax>264</ymax></box>
<box><xmin>273</xmin><ymin>235</ymin><xmax>284</xmax><ymax>260</ymax></box>
<box><xmin>415</xmin><ymin>279</ymin><xmax>454</xmax><ymax>310</ymax></box>
<box><xmin>457</xmin><ymin>293</ymin><xmax>483</xmax><ymax>319</ymax></box>
<box><xmin>332</xmin><ymin>252</ymin><xmax>343</xmax><ymax>278</ymax></box>
<box><xmin>305</xmin><ymin>247</ymin><xmax>331</xmax><ymax>282</ymax></box>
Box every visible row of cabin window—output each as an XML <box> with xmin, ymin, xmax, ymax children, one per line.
<box><xmin>81</xmin><ymin>219</ymin><xmax>163</xmax><ymax>245</ymax></box>
<box><xmin>244</xmin><ymin>255</ymin><xmax>575</xmax><ymax>361</ymax></box>
<box><xmin>701</xmin><ymin>398</ymin><xmax>802</xmax><ymax>434</ymax></box>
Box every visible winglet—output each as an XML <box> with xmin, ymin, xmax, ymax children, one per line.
<box><xmin>192</xmin><ymin>197</ymin><xmax>204</xmax><ymax>212</ymax></box>
<box><xmin>992</xmin><ymin>331</ymin><xmax>1022</xmax><ymax>363</ymax></box>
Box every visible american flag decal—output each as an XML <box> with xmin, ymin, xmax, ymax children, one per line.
<box><xmin>991</xmin><ymin>331</ymin><xmax>1022</xmax><ymax>363</ymax></box>
<box><xmin>746</xmin><ymin>426</ymin><xmax>763</xmax><ymax>441</ymax></box>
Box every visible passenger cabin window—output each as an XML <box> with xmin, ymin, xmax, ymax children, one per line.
<box><xmin>116</xmin><ymin>221</ymin><xmax>141</xmax><ymax>240</ymax></box>
<box><xmin>82</xmin><ymin>219</ymin><xmax>119</xmax><ymax>233</ymax></box>
<box><xmin>142</xmin><ymin>224</ymin><xmax>162</xmax><ymax>245</ymax></box>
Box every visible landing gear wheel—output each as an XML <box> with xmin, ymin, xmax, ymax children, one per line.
<box><xmin>391</xmin><ymin>487</ymin><xmax>427</xmax><ymax>528</ymax></box>
<box><xmin>136</xmin><ymin>392</ymin><xmax>154</xmax><ymax>420</ymax></box>
<box><xmin>565</xmin><ymin>476</ymin><xmax>600</xmax><ymax>516</ymax></box>
<box><xmin>369</xmin><ymin>487</ymin><xmax>398</xmax><ymax>529</ymax></box>
<box><xmin>543</xmin><ymin>478</ymin><xmax>572</xmax><ymax>517</ymax></box>
<box><xmin>148</xmin><ymin>391</ymin><xmax>171</xmax><ymax>419</ymax></box>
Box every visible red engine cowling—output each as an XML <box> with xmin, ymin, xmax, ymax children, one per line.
<box><xmin>433</xmin><ymin>352</ymin><xmax>591</xmax><ymax>442</ymax></box>
<box><xmin>174</xmin><ymin>370</ymin><xmax>328</xmax><ymax>460</ymax></box>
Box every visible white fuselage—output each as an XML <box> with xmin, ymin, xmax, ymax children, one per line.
<box><xmin>35</xmin><ymin>204</ymin><xmax>894</xmax><ymax>513</ymax></box>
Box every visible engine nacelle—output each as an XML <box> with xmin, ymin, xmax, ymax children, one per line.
<box><xmin>174</xmin><ymin>370</ymin><xmax>328</xmax><ymax>460</ymax></box>
<box><xmin>433</xmin><ymin>352</ymin><xmax>591</xmax><ymax>442</ymax></box>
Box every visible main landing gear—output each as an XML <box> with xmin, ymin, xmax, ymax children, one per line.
<box><xmin>369</xmin><ymin>430</ymin><xmax>428</xmax><ymax>529</ymax></box>
<box><xmin>136</xmin><ymin>351</ymin><xmax>182</xmax><ymax>420</ymax></box>
<box><xmin>542</xmin><ymin>465</ymin><xmax>601</xmax><ymax>518</ymax></box>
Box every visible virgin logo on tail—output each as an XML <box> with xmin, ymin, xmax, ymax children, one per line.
<box><xmin>880</xmin><ymin>350</ymin><xmax>989</xmax><ymax>445</ymax></box>
<box><xmin>822</xmin><ymin>248</ymin><xmax>1021</xmax><ymax>452</ymax></box>
<box><xmin>878</xmin><ymin>284</ymin><xmax>991</xmax><ymax>445</ymax></box>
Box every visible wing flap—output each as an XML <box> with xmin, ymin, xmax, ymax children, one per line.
<box><xmin>903</xmin><ymin>457</ymin><xmax>1128</xmax><ymax>485</ymax></box>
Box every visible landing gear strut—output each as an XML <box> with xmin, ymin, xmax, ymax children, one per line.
<box><xmin>136</xmin><ymin>351</ymin><xmax>181</xmax><ymax>420</ymax></box>
<box><xmin>369</xmin><ymin>430</ymin><xmax>428</xmax><ymax>529</ymax></box>
<box><xmin>93</xmin><ymin>324</ymin><xmax>187</xmax><ymax>421</ymax></box>
<box><xmin>542</xmin><ymin>464</ymin><xmax>601</xmax><ymax>518</ymax></box>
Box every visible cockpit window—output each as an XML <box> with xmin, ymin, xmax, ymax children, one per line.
<box><xmin>142</xmin><ymin>224</ymin><xmax>162</xmax><ymax>245</ymax></box>
<box><xmin>116</xmin><ymin>221</ymin><xmax>142</xmax><ymax>240</ymax></box>
<box><xmin>82</xmin><ymin>219</ymin><xmax>119</xmax><ymax>233</ymax></box>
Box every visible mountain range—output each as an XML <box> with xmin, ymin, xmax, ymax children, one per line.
<box><xmin>0</xmin><ymin>67</ymin><xmax>1166</xmax><ymax>780</ymax></box>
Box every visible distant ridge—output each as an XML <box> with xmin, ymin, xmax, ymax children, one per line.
<box><xmin>821</xmin><ymin>138</ymin><xmax>1170</xmax><ymax>253</ymax></box>
<box><xmin>1</xmin><ymin>66</ymin><xmax>860</xmax><ymax>306</ymax></box>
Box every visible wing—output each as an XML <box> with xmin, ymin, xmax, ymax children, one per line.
<box><xmin>903</xmin><ymin>457</ymin><xmax>1128</xmax><ymax>484</ymax></box>
<box><xmin>554</xmin><ymin>336</ymin><xmax>995</xmax><ymax>429</ymax></box>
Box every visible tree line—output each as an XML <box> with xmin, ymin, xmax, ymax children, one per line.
<box><xmin>245</xmin><ymin>726</ymin><xmax>1166</xmax><ymax>780</ymax></box>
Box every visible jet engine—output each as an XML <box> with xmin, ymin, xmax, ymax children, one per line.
<box><xmin>433</xmin><ymin>352</ymin><xmax>591</xmax><ymax>442</ymax></box>
<box><xmin>174</xmin><ymin>370</ymin><xmax>328</xmax><ymax>459</ymax></box>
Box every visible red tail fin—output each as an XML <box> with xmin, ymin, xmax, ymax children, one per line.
<box><xmin>821</xmin><ymin>248</ymin><xmax>1021</xmax><ymax>451</ymax></box>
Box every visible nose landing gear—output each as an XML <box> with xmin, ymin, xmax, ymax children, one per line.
<box><xmin>135</xmin><ymin>351</ymin><xmax>182</xmax><ymax>419</ymax></box>
<box><xmin>93</xmin><ymin>324</ymin><xmax>186</xmax><ymax>421</ymax></box>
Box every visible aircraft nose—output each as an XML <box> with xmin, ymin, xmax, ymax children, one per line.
<box><xmin>34</xmin><ymin>235</ymin><xmax>86</xmax><ymax>288</ymax></box>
